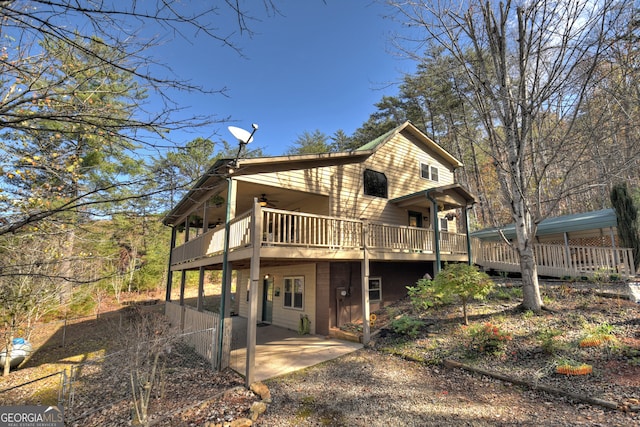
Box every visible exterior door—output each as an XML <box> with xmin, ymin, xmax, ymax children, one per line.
<box><xmin>261</xmin><ymin>276</ymin><xmax>274</xmax><ymax>323</ymax></box>
<box><xmin>408</xmin><ymin>211</ymin><xmax>423</xmax><ymax>228</ymax></box>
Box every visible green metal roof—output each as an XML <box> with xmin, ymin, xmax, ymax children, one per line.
<box><xmin>354</xmin><ymin>127</ymin><xmax>396</xmax><ymax>151</ymax></box>
<box><xmin>471</xmin><ymin>209</ymin><xmax>618</xmax><ymax>241</ymax></box>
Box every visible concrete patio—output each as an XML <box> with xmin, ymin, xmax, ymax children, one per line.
<box><xmin>228</xmin><ymin>316</ymin><xmax>362</xmax><ymax>382</ymax></box>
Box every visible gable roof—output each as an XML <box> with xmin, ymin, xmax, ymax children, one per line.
<box><xmin>163</xmin><ymin>121</ymin><xmax>463</xmax><ymax>226</ymax></box>
<box><xmin>471</xmin><ymin>209</ymin><xmax>618</xmax><ymax>241</ymax></box>
<box><xmin>356</xmin><ymin>121</ymin><xmax>463</xmax><ymax>169</ymax></box>
<box><xmin>390</xmin><ymin>184</ymin><xmax>478</xmax><ymax>210</ymax></box>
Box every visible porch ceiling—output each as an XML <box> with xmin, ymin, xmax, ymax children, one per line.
<box><xmin>178</xmin><ymin>181</ymin><xmax>329</xmax><ymax>229</ymax></box>
<box><xmin>390</xmin><ymin>184</ymin><xmax>478</xmax><ymax>210</ymax></box>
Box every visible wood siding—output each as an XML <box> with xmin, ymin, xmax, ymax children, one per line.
<box><xmin>235</xmin><ymin>130</ymin><xmax>458</xmax><ymax>226</ymax></box>
<box><xmin>237</xmin><ymin>264</ymin><xmax>317</xmax><ymax>334</ymax></box>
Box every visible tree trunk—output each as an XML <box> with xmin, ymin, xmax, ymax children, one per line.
<box><xmin>519</xmin><ymin>247</ymin><xmax>543</xmax><ymax>311</ymax></box>
<box><xmin>3</xmin><ymin>332</ymin><xmax>13</xmax><ymax>377</ymax></box>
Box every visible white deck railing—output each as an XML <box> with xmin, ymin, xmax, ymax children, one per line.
<box><xmin>475</xmin><ymin>240</ymin><xmax>635</xmax><ymax>278</ymax></box>
<box><xmin>169</xmin><ymin>207</ymin><xmax>635</xmax><ymax>279</ymax></box>
<box><xmin>170</xmin><ymin>207</ymin><xmax>468</xmax><ymax>264</ymax></box>
<box><xmin>263</xmin><ymin>208</ymin><xmax>362</xmax><ymax>249</ymax></box>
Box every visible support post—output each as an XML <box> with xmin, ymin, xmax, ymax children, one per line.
<box><xmin>179</xmin><ymin>271</ymin><xmax>186</xmax><ymax>306</ymax></box>
<box><xmin>563</xmin><ymin>232</ymin><xmax>571</xmax><ymax>270</ymax></box>
<box><xmin>361</xmin><ymin>222</ymin><xmax>370</xmax><ymax>345</ymax></box>
<box><xmin>246</xmin><ymin>198</ymin><xmax>262</xmax><ymax>387</ymax></box>
<box><xmin>426</xmin><ymin>191</ymin><xmax>441</xmax><ymax>275</ymax></box>
<box><xmin>197</xmin><ymin>266</ymin><xmax>205</xmax><ymax>312</ymax></box>
<box><xmin>465</xmin><ymin>206</ymin><xmax>473</xmax><ymax>266</ymax></box>
<box><xmin>165</xmin><ymin>227</ymin><xmax>177</xmax><ymax>302</ymax></box>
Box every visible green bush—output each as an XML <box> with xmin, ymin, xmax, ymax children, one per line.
<box><xmin>433</xmin><ymin>263</ymin><xmax>494</xmax><ymax>325</ymax></box>
<box><xmin>536</xmin><ymin>327</ymin><xmax>564</xmax><ymax>354</ymax></box>
<box><xmin>389</xmin><ymin>315</ymin><xmax>424</xmax><ymax>338</ymax></box>
<box><xmin>406</xmin><ymin>279</ymin><xmax>446</xmax><ymax>313</ymax></box>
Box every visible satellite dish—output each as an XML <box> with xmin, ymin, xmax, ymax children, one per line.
<box><xmin>228</xmin><ymin>126</ymin><xmax>254</xmax><ymax>144</ymax></box>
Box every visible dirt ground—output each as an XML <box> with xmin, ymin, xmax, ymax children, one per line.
<box><xmin>1</xmin><ymin>280</ymin><xmax>639</xmax><ymax>426</ymax></box>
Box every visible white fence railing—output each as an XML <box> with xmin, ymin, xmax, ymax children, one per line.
<box><xmin>164</xmin><ymin>302</ymin><xmax>232</xmax><ymax>370</ymax></box>
<box><xmin>475</xmin><ymin>240</ymin><xmax>635</xmax><ymax>278</ymax></box>
<box><xmin>170</xmin><ymin>207</ymin><xmax>468</xmax><ymax>264</ymax></box>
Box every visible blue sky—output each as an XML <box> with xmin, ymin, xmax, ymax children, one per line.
<box><xmin>156</xmin><ymin>1</ymin><xmax>415</xmax><ymax>156</ymax></box>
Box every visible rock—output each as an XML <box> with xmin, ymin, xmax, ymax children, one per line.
<box><xmin>250</xmin><ymin>381</ymin><xmax>271</xmax><ymax>402</ymax></box>
<box><xmin>249</xmin><ymin>401</ymin><xmax>267</xmax><ymax>421</ymax></box>
<box><xmin>230</xmin><ymin>418</ymin><xmax>252</xmax><ymax>427</ymax></box>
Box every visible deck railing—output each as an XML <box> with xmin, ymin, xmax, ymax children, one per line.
<box><xmin>367</xmin><ymin>223</ymin><xmax>433</xmax><ymax>252</ymax></box>
<box><xmin>169</xmin><ymin>207</ymin><xmax>634</xmax><ymax>278</ymax></box>
<box><xmin>262</xmin><ymin>208</ymin><xmax>362</xmax><ymax>249</ymax></box>
<box><xmin>475</xmin><ymin>240</ymin><xmax>635</xmax><ymax>278</ymax></box>
<box><xmin>170</xmin><ymin>207</ymin><xmax>468</xmax><ymax>264</ymax></box>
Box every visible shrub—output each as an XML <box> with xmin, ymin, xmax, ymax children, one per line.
<box><xmin>464</xmin><ymin>322</ymin><xmax>512</xmax><ymax>356</ymax></box>
<box><xmin>406</xmin><ymin>279</ymin><xmax>444</xmax><ymax>313</ymax></box>
<box><xmin>432</xmin><ymin>263</ymin><xmax>494</xmax><ymax>325</ymax></box>
<box><xmin>389</xmin><ymin>315</ymin><xmax>424</xmax><ymax>339</ymax></box>
<box><xmin>536</xmin><ymin>327</ymin><xmax>564</xmax><ymax>354</ymax></box>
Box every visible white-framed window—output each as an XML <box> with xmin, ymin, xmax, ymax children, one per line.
<box><xmin>439</xmin><ymin>217</ymin><xmax>449</xmax><ymax>232</ymax></box>
<box><xmin>284</xmin><ymin>276</ymin><xmax>304</xmax><ymax>310</ymax></box>
<box><xmin>420</xmin><ymin>163</ymin><xmax>439</xmax><ymax>182</ymax></box>
<box><xmin>369</xmin><ymin>277</ymin><xmax>382</xmax><ymax>302</ymax></box>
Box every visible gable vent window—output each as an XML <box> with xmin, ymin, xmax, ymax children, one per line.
<box><xmin>421</xmin><ymin>163</ymin><xmax>439</xmax><ymax>182</ymax></box>
<box><xmin>364</xmin><ymin>169</ymin><xmax>388</xmax><ymax>198</ymax></box>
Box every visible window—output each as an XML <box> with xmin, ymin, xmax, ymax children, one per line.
<box><xmin>439</xmin><ymin>217</ymin><xmax>449</xmax><ymax>232</ymax></box>
<box><xmin>420</xmin><ymin>163</ymin><xmax>439</xmax><ymax>182</ymax></box>
<box><xmin>363</xmin><ymin>169</ymin><xmax>388</xmax><ymax>198</ymax></box>
<box><xmin>369</xmin><ymin>277</ymin><xmax>382</xmax><ymax>302</ymax></box>
<box><xmin>284</xmin><ymin>276</ymin><xmax>304</xmax><ymax>309</ymax></box>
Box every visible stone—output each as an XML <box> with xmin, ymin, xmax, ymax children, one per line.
<box><xmin>250</xmin><ymin>381</ymin><xmax>271</xmax><ymax>402</ymax></box>
<box><xmin>230</xmin><ymin>417</ymin><xmax>253</xmax><ymax>427</ymax></box>
<box><xmin>249</xmin><ymin>401</ymin><xmax>267</xmax><ymax>421</ymax></box>
<box><xmin>627</xmin><ymin>282</ymin><xmax>640</xmax><ymax>303</ymax></box>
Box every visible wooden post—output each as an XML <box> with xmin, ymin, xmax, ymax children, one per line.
<box><xmin>179</xmin><ymin>271</ymin><xmax>186</xmax><ymax>306</ymax></box>
<box><xmin>361</xmin><ymin>222</ymin><xmax>370</xmax><ymax>345</ymax></box>
<box><xmin>197</xmin><ymin>266</ymin><xmax>205</xmax><ymax>312</ymax></box>
<box><xmin>165</xmin><ymin>227</ymin><xmax>177</xmax><ymax>302</ymax></box>
<box><xmin>246</xmin><ymin>198</ymin><xmax>262</xmax><ymax>387</ymax></box>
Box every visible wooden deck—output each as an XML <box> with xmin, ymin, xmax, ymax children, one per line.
<box><xmin>169</xmin><ymin>205</ymin><xmax>635</xmax><ymax>279</ymax></box>
<box><xmin>170</xmin><ymin>206</ymin><xmax>469</xmax><ymax>268</ymax></box>
<box><xmin>472</xmin><ymin>239</ymin><xmax>635</xmax><ymax>279</ymax></box>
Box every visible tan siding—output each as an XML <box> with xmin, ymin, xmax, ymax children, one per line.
<box><xmin>237</xmin><ymin>264</ymin><xmax>317</xmax><ymax>334</ymax></box>
<box><xmin>237</xmin><ymin>129</ymin><xmax>458</xmax><ymax>226</ymax></box>
<box><xmin>329</xmin><ymin>132</ymin><xmax>458</xmax><ymax>224</ymax></box>
<box><xmin>238</xmin><ymin>168</ymin><xmax>332</xmax><ymax>195</ymax></box>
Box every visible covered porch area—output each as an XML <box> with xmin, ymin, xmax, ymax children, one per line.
<box><xmin>228</xmin><ymin>316</ymin><xmax>362</xmax><ymax>382</ymax></box>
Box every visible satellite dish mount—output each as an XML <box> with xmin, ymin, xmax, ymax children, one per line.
<box><xmin>228</xmin><ymin>123</ymin><xmax>259</xmax><ymax>168</ymax></box>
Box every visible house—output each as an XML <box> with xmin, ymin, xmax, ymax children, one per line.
<box><xmin>162</xmin><ymin>121</ymin><xmax>477</xmax><ymax>350</ymax></box>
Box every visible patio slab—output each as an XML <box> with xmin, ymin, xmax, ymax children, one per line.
<box><xmin>229</xmin><ymin>316</ymin><xmax>362</xmax><ymax>382</ymax></box>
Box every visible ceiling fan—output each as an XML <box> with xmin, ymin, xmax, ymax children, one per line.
<box><xmin>258</xmin><ymin>194</ymin><xmax>278</xmax><ymax>208</ymax></box>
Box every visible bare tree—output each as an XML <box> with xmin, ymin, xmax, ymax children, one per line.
<box><xmin>387</xmin><ymin>0</ymin><xmax>633</xmax><ymax>310</ymax></box>
<box><xmin>0</xmin><ymin>229</ymin><xmax>62</xmax><ymax>375</ymax></box>
<box><xmin>0</xmin><ymin>1</ymin><xmax>279</xmax><ymax>236</ymax></box>
<box><xmin>119</xmin><ymin>309</ymin><xmax>176</xmax><ymax>426</ymax></box>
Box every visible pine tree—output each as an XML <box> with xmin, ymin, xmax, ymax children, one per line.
<box><xmin>610</xmin><ymin>183</ymin><xmax>640</xmax><ymax>270</ymax></box>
